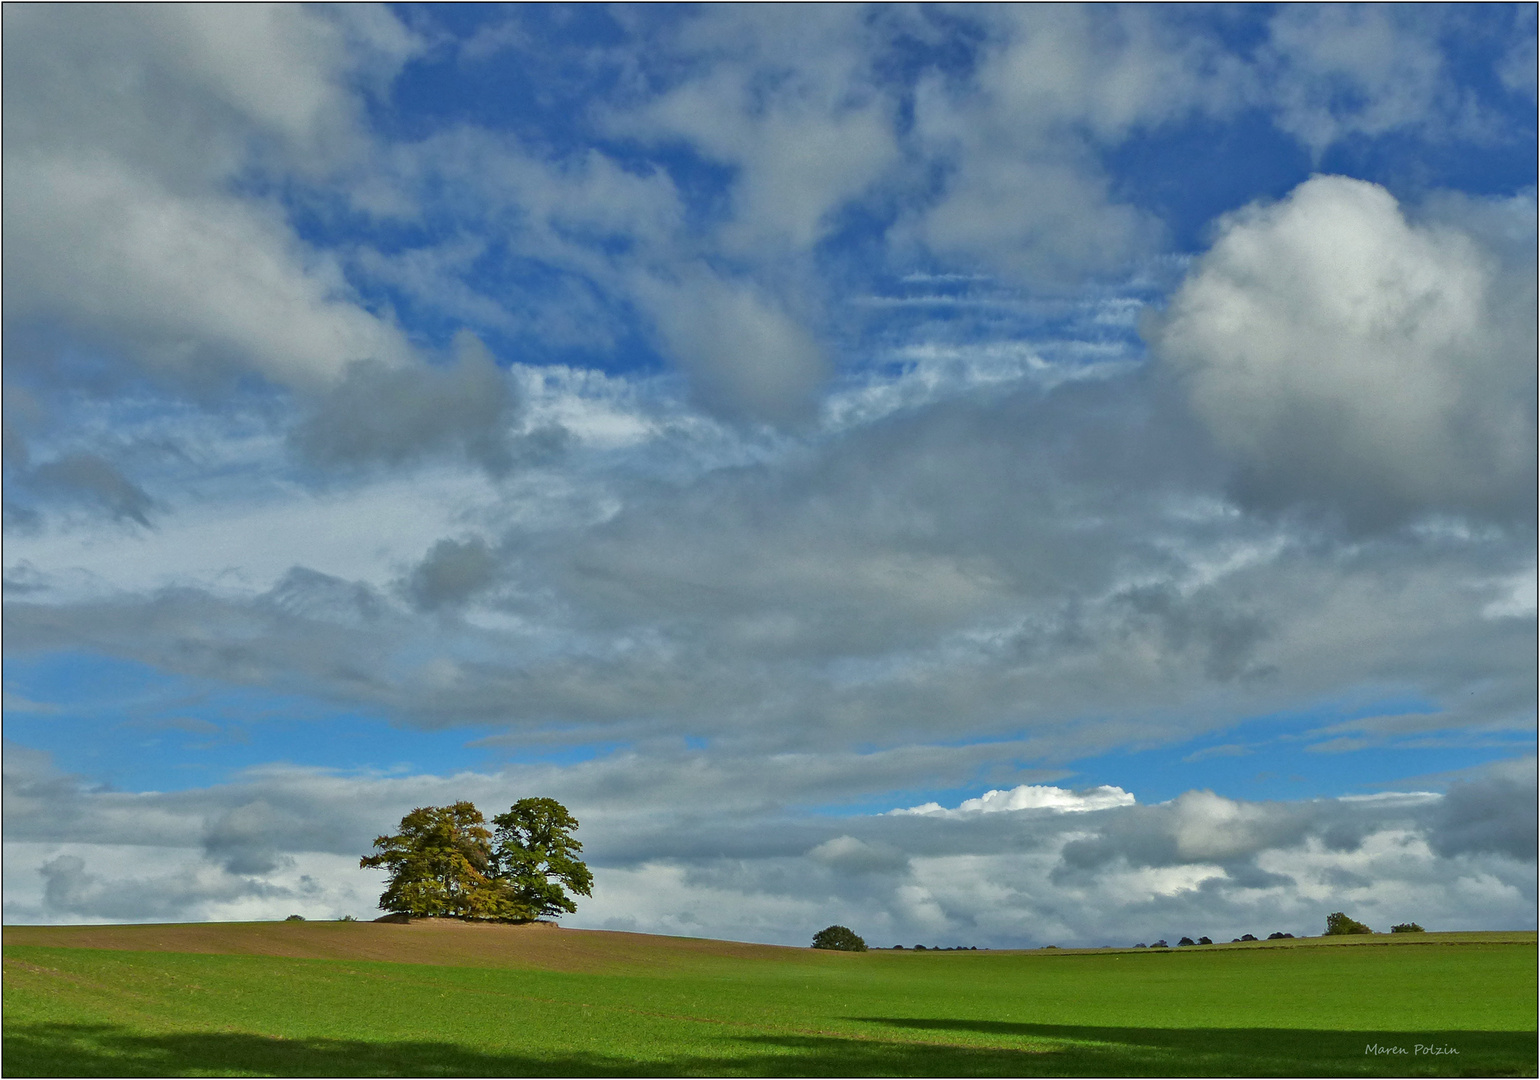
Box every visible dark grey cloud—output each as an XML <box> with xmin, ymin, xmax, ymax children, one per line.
<box><xmin>266</xmin><ymin>567</ymin><xmax>387</xmax><ymax>627</ymax></box>
<box><xmin>404</xmin><ymin>536</ymin><xmax>500</xmax><ymax>612</ymax></box>
<box><xmin>1111</xmin><ymin>583</ymin><xmax>1272</xmax><ymax>683</ymax></box>
<box><xmin>202</xmin><ymin>800</ymin><xmax>297</xmax><ymax>876</ymax></box>
<box><xmin>26</xmin><ymin>452</ymin><xmax>157</xmax><ymax>525</ymax></box>
<box><xmin>290</xmin><ymin>336</ymin><xmax>527</xmax><ymax>475</ymax></box>
<box><xmin>1428</xmin><ymin>759</ymin><xmax>1538</xmax><ymax>861</ymax></box>
<box><xmin>37</xmin><ymin>853</ymin><xmax>299</xmax><ymax>922</ymax></box>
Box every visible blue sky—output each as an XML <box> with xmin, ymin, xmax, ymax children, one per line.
<box><xmin>3</xmin><ymin>4</ymin><xmax>1535</xmax><ymax>945</ymax></box>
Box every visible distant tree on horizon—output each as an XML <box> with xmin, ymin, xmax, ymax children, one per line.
<box><xmin>361</xmin><ymin>799</ymin><xmax>591</xmax><ymax>921</ymax></box>
<box><xmin>1324</xmin><ymin>911</ymin><xmax>1373</xmax><ymax>936</ymax></box>
<box><xmin>812</xmin><ymin>925</ymin><xmax>867</xmax><ymax>951</ymax></box>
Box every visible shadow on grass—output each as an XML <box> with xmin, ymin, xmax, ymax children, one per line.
<box><xmin>851</xmin><ymin>1017</ymin><xmax>1539</xmax><ymax>1077</ymax></box>
<box><xmin>3</xmin><ymin>1020</ymin><xmax>1535</xmax><ymax>1078</ymax></box>
<box><xmin>0</xmin><ymin>1022</ymin><xmax>1020</xmax><ymax>1078</ymax></box>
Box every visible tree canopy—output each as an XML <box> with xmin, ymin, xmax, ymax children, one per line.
<box><xmin>1324</xmin><ymin>911</ymin><xmax>1373</xmax><ymax>935</ymax></box>
<box><xmin>361</xmin><ymin>798</ymin><xmax>592</xmax><ymax>922</ymax></box>
<box><xmin>812</xmin><ymin>925</ymin><xmax>867</xmax><ymax>951</ymax></box>
<box><xmin>492</xmin><ymin>798</ymin><xmax>594</xmax><ymax>918</ymax></box>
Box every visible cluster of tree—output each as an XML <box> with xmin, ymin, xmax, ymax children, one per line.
<box><xmin>361</xmin><ymin>798</ymin><xmax>592</xmax><ymax>922</ymax></box>
<box><xmin>1324</xmin><ymin>911</ymin><xmax>1373</xmax><ymax>935</ymax></box>
<box><xmin>1390</xmin><ymin>922</ymin><xmax>1425</xmax><ymax>933</ymax></box>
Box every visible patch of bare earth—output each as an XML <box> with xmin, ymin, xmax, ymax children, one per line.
<box><xmin>1</xmin><ymin>919</ymin><xmax>813</xmax><ymax>974</ymax></box>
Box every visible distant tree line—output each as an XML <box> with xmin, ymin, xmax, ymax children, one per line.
<box><xmin>1128</xmin><ymin>912</ymin><xmax>1424</xmax><ymax>948</ymax></box>
<box><xmin>814</xmin><ymin>910</ymin><xmax>1426</xmax><ymax>955</ymax></box>
<box><xmin>893</xmin><ymin>944</ymin><xmax>981</xmax><ymax>951</ymax></box>
<box><xmin>361</xmin><ymin>798</ymin><xmax>592</xmax><ymax>922</ymax></box>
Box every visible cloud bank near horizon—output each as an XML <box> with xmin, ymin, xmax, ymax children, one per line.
<box><xmin>4</xmin><ymin>747</ymin><xmax>1532</xmax><ymax>945</ymax></box>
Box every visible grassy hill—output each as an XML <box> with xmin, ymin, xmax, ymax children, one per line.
<box><xmin>4</xmin><ymin>920</ymin><xmax>1535</xmax><ymax>1076</ymax></box>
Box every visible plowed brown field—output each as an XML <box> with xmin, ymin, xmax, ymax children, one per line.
<box><xmin>1</xmin><ymin>918</ymin><xmax>809</xmax><ymax>974</ymax></box>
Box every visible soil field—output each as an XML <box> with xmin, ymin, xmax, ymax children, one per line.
<box><xmin>3</xmin><ymin>922</ymin><xmax>1535</xmax><ymax>1077</ymax></box>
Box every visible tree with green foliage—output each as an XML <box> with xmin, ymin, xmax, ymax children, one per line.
<box><xmin>1390</xmin><ymin>922</ymin><xmax>1425</xmax><ymax>933</ymax></box>
<box><xmin>1324</xmin><ymin>911</ymin><xmax>1373</xmax><ymax>935</ymax></box>
<box><xmin>491</xmin><ymin>797</ymin><xmax>594</xmax><ymax>918</ymax></box>
<box><xmin>361</xmin><ymin>802</ymin><xmax>499</xmax><ymax>919</ymax></box>
<box><xmin>361</xmin><ymin>798</ymin><xmax>591</xmax><ymax>921</ymax></box>
<box><xmin>812</xmin><ymin>925</ymin><xmax>867</xmax><ymax>951</ymax></box>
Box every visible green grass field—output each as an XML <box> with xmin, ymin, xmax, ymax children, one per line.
<box><xmin>3</xmin><ymin>921</ymin><xmax>1535</xmax><ymax>1077</ymax></box>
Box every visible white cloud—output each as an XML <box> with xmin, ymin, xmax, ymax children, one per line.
<box><xmin>896</xmin><ymin>6</ymin><xmax>1237</xmax><ymax>283</ymax></box>
<box><xmin>971</xmin><ymin>7</ymin><xmax>1240</xmax><ymax>141</ymax></box>
<box><xmin>3</xmin><ymin>155</ymin><xmax>413</xmax><ymax>389</ymax></box>
<box><xmin>1</xmin><ymin>5</ymin><xmax>412</xmax><ymax>180</ymax></box>
<box><xmin>1497</xmin><ymin>19</ymin><xmax>1538</xmax><ymax>103</ymax></box>
<box><xmin>1261</xmin><ymin>7</ymin><xmax>1453</xmax><ymax>156</ymax></box>
<box><xmin>1482</xmin><ymin>565</ymin><xmax>1539</xmax><ymax>620</ymax></box>
<box><xmin>1150</xmin><ymin>175</ymin><xmax>1536</xmax><ymax>525</ymax></box>
<box><xmin>606</xmin><ymin>5</ymin><xmax>899</xmax><ymax>255</ymax></box>
<box><xmin>893</xmin><ymin>783</ymin><xmax>1134</xmax><ymax>817</ymax></box>
<box><xmin>1</xmin><ymin>5</ymin><xmax>422</xmax><ymax>392</ymax></box>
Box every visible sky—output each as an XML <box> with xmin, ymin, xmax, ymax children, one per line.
<box><xmin>2</xmin><ymin>3</ymin><xmax>1536</xmax><ymax>948</ymax></box>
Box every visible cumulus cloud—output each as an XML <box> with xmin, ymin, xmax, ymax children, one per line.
<box><xmin>610</xmin><ymin>5</ymin><xmax>900</xmax><ymax>256</ymax></box>
<box><xmin>404</xmin><ymin>536</ymin><xmax>501</xmax><ymax>612</ymax></box>
<box><xmin>808</xmin><ymin>836</ymin><xmax>910</xmax><ymax>875</ymax></box>
<box><xmin>1150</xmin><ymin>175</ymin><xmax>1537</xmax><ymax>526</ymax></box>
<box><xmin>632</xmin><ymin>271</ymin><xmax>830</xmax><ymax>425</ymax></box>
<box><xmin>894</xmin><ymin>783</ymin><xmax>1134</xmax><ymax>817</ymax></box>
<box><xmin>3</xmin><ymin>156</ymin><xmax>415</xmax><ymax>390</ymax></box>
<box><xmin>898</xmin><ymin>6</ymin><xmax>1230</xmax><ymax>282</ymax></box>
<box><xmin>290</xmin><ymin>333</ymin><xmax>527</xmax><ymax>475</ymax></box>
<box><xmin>1</xmin><ymin>5</ymin><xmax>420</xmax><ymax>393</ymax></box>
<box><xmin>1260</xmin><ymin>7</ymin><xmax>1462</xmax><ymax>155</ymax></box>
<box><xmin>1428</xmin><ymin>758</ymin><xmax>1538</xmax><ymax>861</ymax></box>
